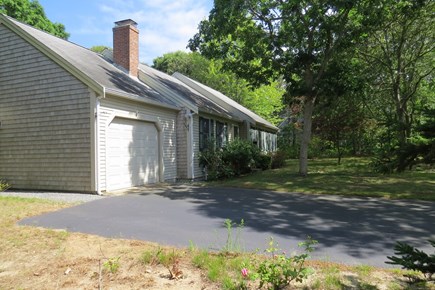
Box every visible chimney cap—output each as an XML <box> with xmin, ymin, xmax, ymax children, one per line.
<box><xmin>114</xmin><ymin>19</ymin><xmax>138</xmax><ymax>28</ymax></box>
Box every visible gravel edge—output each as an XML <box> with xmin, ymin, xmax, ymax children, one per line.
<box><xmin>0</xmin><ymin>190</ymin><xmax>105</xmax><ymax>203</ymax></box>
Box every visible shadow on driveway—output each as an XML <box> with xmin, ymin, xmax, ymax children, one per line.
<box><xmin>20</xmin><ymin>186</ymin><xmax>435</xmax><ymax>267</ymax></box>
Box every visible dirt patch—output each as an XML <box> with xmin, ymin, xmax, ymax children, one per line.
<box><xmin>0</xmin><ymin>227</ymin><xmax>215</xmax><ymax>289</ymax></box>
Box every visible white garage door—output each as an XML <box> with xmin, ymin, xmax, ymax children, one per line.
<box><xmin>107</xmin><ymin>118</ymin><xmax>159</xmax><ymax>191</ymax></box>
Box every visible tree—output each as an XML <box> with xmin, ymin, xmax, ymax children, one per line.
<box><xmin>360</xmin><ymin>0</ymin><xmax>434</xmax><ymax>171</ymax></box>
<box><xmin>90</xmin><ymin>46</ymin><xmax>111</xmax><ymax>54</ymax></box>
<box><xmin>189</xmin><ymin>0</ymin><xmax>379</xmax><ymax>176</ymax></box>
<box><xmin>153</xmin><ymin>51</ymin><xmax>284</xmax><ymax>125</ymax></box>
<box><xmin>0</xmin><ymin>0</ymin><xmax>69</xmax><ymax>39</ymax></box>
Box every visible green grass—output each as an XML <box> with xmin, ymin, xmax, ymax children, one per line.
<box><xmin>140</xmin><ymin>247</ymin><xmax>180</xmax><ymax>267</ymax></box>
<box><xmin>211</xmin><ymin>157</ymin><xmax>435</xmax><ymax>201</ymax></box>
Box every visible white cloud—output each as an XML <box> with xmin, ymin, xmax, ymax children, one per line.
<box><xmin>95</xmin><ymin>0</ymin><xmax>212</xmax><ymax>63</ymax></box>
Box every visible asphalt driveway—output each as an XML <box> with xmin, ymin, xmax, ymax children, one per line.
<box><xmin>19</xmin><ymin>186</ymin><xmax>435</xmax><ymax>267</ymax></box>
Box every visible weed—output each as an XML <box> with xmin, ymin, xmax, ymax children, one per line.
<box><xmin>255</xmin><ymin>236</ymin><xmax>317</xmax><ymax>290</ymax></box>
<box><xmin>140</xmin><ymin>249</ymin><xmax>155</xmax><ymax>265</ymax></box>
<box><xmin>192</xmin><ymin>250</ymin><xmax>210</xmax><ymax>269</ymax></box>
<box><xmin>103</xmin><ymin>257</ymin><xmax>120</xmax><ymax>274</ymax></box>
<box><xmin>355</xmin><ymin>264</ymin><xmax>374</xmax><ymax>277</ymax></box>
<box><xmin>0</xmin><ymin>179</ymin><xmax>10</xmax><ymax>192</ymax></box>
<box><xmin>207</xmin><ymin>255</ymin><xmax>226</xmax><ymax>282</ymax></box>
<box><xmin>223</xmin><ymin>218</ymin><xmax>245</xmax><ymax>253</ymax></box>
<box><xmin>158</xmin><ymin>249</ymin><xmax>179</xmax><ymax>267</ymax></box>
<box><xmin>140</xmin><ymin>247</ymin><xmax>179</xmax><ymax>267</ymax></box>
<box><xmin>188</xmin><ymin>240</ymin><xmax>197</xmax><ymax>252</ymax></box>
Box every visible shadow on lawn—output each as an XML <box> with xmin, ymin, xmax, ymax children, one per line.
<box><xmin>142</xmin><ymin>186</ymin><xmax>435</xmax><ymax>260</ymax></box>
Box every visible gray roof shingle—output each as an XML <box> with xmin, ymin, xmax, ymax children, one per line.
<box><xmin>2</xmin><ymin>14</ymin><xmax>177</xmax><ymax>108</ymax></box>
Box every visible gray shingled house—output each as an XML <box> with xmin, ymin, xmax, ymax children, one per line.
<box><xmin>0</xmin><ymin>15</ymin><xmax>278</xmax><ymax>193</ymax></box>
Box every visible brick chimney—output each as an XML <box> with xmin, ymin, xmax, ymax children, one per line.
<box><xmin>113</xmin><ymin>19</ymin><xmax>139</xmax><ymax>77</ymax></box>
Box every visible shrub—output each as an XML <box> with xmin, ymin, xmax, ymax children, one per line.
<box><xmin>199</xmin><ymin>140</ymin><xmax>235</xmax><ymax>180</ymax></box>
<box><xmin>255</xmin><ymin>154</ymin><xmax>272</xmax><ymax>170</ymax></box>
<box><xmin>222</xmin><ymin>139</ymin><xmax>260</xmax><ymax>175</ymax></box>
<box><xmin>270</xmin><ymin>150</ymin><xmax>287</xmax><ymax>169</ymax></box>
<box><xmin>200</xmin><ymin>139</ymin><xmax>265</xmax><ymax>180</ymax></box>
<box><xmin>386</xmin><ymin>240</ymin><xmax>435</xmax><ymax>281</ymax></box>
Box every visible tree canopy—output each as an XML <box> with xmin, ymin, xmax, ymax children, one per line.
<box><xmin>189</xmin><ymin>0</ymin><xmax>380</xmax><ymax>175</ymax></box>
<box><xmin>153</xmin><ymin>51</ymin><xmax>284</xmax><ymax>125</ymax></box>
<box><xmin>0</xmin><ymin>0</ymin><xmax>69</xmax><ymax>39</ymax></box>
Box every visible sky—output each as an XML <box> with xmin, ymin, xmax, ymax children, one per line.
<box><xmin>38</xmin><ymin>0</ymin><xmax>213</xmax><ymax>64</ymax></box>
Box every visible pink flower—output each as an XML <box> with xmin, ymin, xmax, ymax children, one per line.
<box><xmin>241</xmin><ymin>268</ymin><xmax>249</xmax><ymax>277</ymax></box>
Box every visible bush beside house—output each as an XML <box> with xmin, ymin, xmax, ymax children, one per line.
<box><xmin>199</xmin><ymin>139</ymin><xmax>284</xmax><ymax>180</ymax></box>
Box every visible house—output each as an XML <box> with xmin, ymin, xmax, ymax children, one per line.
<box><xmin>0</xmin><ymin>15</ymin><xmax>278</xmax><ymax>193</ymax></box>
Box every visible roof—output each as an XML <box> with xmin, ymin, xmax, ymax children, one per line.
<box><xmin>0</xmin><ymin>14</ymin><xmax>178</xmax><ymax>110</ymax></box>
<box><xmin>1</xmin><ymin>14</ymin><xmax>278</xmax><ymax>131</ymax></box>
<box><xmin>138</xmin><ymin>64</ymin><xmax>238</xmax><ymax>120</ymax></box>
<box><xmin>173</xmin><ymin>73</ymin><xmax>278</xmax><ymax>132</ymax></box>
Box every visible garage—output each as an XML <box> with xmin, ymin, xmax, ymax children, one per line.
<box><xmin>107</xmin><ymin>117</ymin><xmax>159</xmax><ymax>191</ymax></box>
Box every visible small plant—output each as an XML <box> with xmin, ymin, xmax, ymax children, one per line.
<box><xmin>223</xmin><ymin>218</ymin><xmax>245</xmax><ymax>253</ymax></box>
<box><xmin>354</xmin><ymin>264</ymin><xmax>374</xmax><ymax>277</ymax></box>
<box><xmin>386</xmin><ymin>240</ymin><xmax>435</xmax><ymax>281</ymax></box>
<box><xmin>140</xmin><ymin>247</ymin><xmax>179</xmax><ymax>267</ymax></box>
<box><xmin>103</xmin><ymin>257</ymin><xmax>120</xmax><ymax>274</ymax></box>
<box><xmin>192</xmin><ymin>250</ymin><xmax>210</xmax><ymax>269</ymax></box>
<box><xmin>256</xmin><ymin>237</ymin><xmax>317</xmax><ymax>290</ymax></box>
<box><xmin>0</xmin><ymin>179</ymin><xmax>10</xmax><ymax>192</ymax></box>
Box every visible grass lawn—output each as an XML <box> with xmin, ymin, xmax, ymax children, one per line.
<box><xmin>211</xmin><ymin>157</ymin><xmax>435</xmax><ymax>201</ymax></box>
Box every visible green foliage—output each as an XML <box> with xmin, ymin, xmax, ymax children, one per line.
<box><xmin>140</xmin><ymin>247</ymin><xmax>179</xmax><ymax>267</ymax></box>
<box><xmin>386</xmin><ymin>240</ymin><xmax>435</xmax><ymax>281</ymax></box>
<box><xmin>256</xmin><ymin>154</ymin><xmax>272</xmax><ymax>171</ymax></box>
<box><xmin>189</xmin><ymin>0</ymin><xmax>383</xmax><ymax>175</ymax></box>
<box><xmin>200</xmin><ymin>139</ymin><xmax>271</xmax><ymax>180</ymax></box>
<box><xmin>277</xmin><ymin>123</ymin><xmax>299</xmax><ymax>159</ymax></box>
<box><xmin>223</xmin><ymin>219</ymin><xmax>245</xmax><ymax>253</ymax></box>
<box><xmin>153</xmin><ymin>51</ymin><xmax>209</xmax><ymax>80</ymax></box>
<box><xmin>90</xmin><ymin>45</ymin><xmax>111</xmax><ymax>54</ymax></box>
<box><xmin>199</xmin><ymin>140</ymin><xmax>234</xmax><ymax>180</ymax></box>
<box><xmin>222</xmin><ymin>139</ymin><xmax>261</xmax><ymax>175</ymax></box>
<box><xmin>0</xmin><ymin>0</ymin><xmax>69</xmax><ymax>39</ymax></box>
<box><xmin>255</xmin><ymin>237</ymin><xmax>317</xmax><ymax>290</ymax></box>
<box><xmin>103</xmin><ymin>257</ymin><xmax>120</xmax><ymax>274</ymax></box>
<box><xmin>191</xmin><ymin>219</ymin><xmax>316</xmax><ymax>289</ymax></box>
<box><xmin>214</xmin><ymin>157</ymin><xmax>435</xmax><ymax>201</ymax></box>
<box><xmin>0</xmin><ymin>179</ymin><xmax>10</xmax><ymax>192</ymax></box>
<box><xmin>371</xmin><ymin>106</ymin><xmax>435</xmax><ymax>173</ymax></box>
<box><xmin>360</xmin><ymin>0</ymin><xmax>435</xmax><ymax>171</ymax></box>
<box><xmin>192</xmin><ymin>250</ymin><xmax>210</xmax><ymax>269</ymax></box>
<box><xmin>153</xmin><ymin>51</ymin><xmax>284</xmax><ymax>125</ymax></box>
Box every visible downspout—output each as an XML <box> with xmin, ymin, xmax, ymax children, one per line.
<box><xmin>189</xmin><ymin>111</ymin><xmax>196</xmax><ymax>180</ymax></box>
<box><xmin>94</xmin><ymin>87</ymin><xmax>105</xmax><ymax>195</ymax></box>
<box><xmin>189</xmin><ymin>113</ymin><xmax>195</xmax><ymax>181</ymax></box>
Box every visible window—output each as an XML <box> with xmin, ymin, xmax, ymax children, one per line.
<box><xmin>199</xmin><ymin>117</ymin><xmax>210</xmax><ymax>151</ymax></box>
<box><xmin>216</xmin><ymin>121</ymin><xmax>228</xmax><ymax>148</ymax></box>
<box><xmin>199</xmin><ymin>117</ymin><xmax>228</xmax><ymax>150</ymax></box>
<box><xmin>199</xmin><ymin>117</ymin><xmax>216</xmax><ymax>151</ymax></box>
<box><xmin>233</xmin><ymin>126</ymin><xmax>239</xmax><ymax>139</ymax></box>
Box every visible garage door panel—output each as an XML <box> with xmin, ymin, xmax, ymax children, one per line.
<box><xmin>107</xmin><ymin>118</ymin><xmax>159</xmax><ymax>191</ymax></box>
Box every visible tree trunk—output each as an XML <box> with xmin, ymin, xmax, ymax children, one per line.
<box><xmin>299</xmin><ymin>97</ymin><xmax>316</xmax><ymax>176</ymax></box>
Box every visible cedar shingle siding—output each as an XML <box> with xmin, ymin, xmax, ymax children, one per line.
<box><xmin>0</xmin><ymin>24</ymin><xmax>92</xmax><ymax>191</ymax></box>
